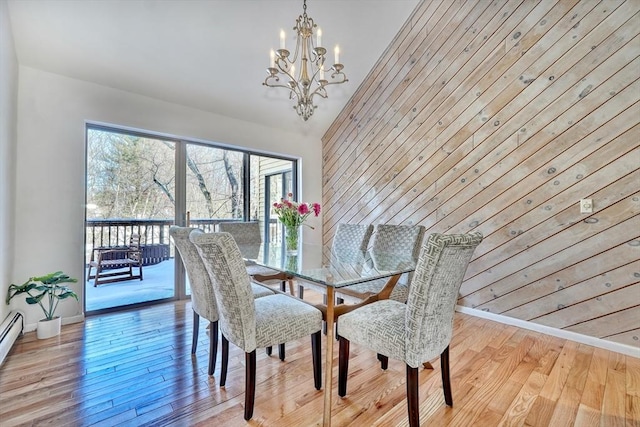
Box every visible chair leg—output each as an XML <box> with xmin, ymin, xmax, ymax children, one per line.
<box><xmin>279</xmin><ymin>343</ymin><xmax>286</xmax><ymax>361</ymax></box>
<box><xmin>220</xmin><ymin>335</ymin><xmax>229</xmax><ymax>386</ymax></box>
<box><xmin>298</xmin><ymin>284</ymin><xmax>304</xmax><ymax>299</ymax></box>
<box><xmin>266</xmin><ymin>346</ymin><xmax>272</xmax><ymax>356</ymax></box>
<box><xmin>338</xmin><ymin>336</ymin><xmax>350</xmax><ymax>397</ymax></box>
<box><xmin>244</xmin><ymin>350</ymin><xmax>257</xmax><ymax>420</ymax></box>
<box><xmin>208</xmin><ymin>321</ymin><xmax>218</xmax><ymax>376</ymax></box>
<box><xmin>441</xmin><ymin>345</ymin><xmax>453</xmax><ymax>406</ymax></box>
<box><xmin>311</xmin><ymin>331</ymin><xmax>322</xmax><ymax>390</ymax></box>
<box><xmin>94</xmin><ymin>263</ymin><xmax>103</xmax><ymax>287</ymax></box>
<box><xmin>378</xmin><ymin>353</ymin><xmax>389</xmax><ymax>370</ymax></box>
<box><xmin>406</xmin><ymin>365</ymin><xmax>420</xmax><ymax>427</ymax></box>
<box><xmin>280</xmin><ymin>281</ymin><xmax>287</xmax><ymax>292</ymax></box>
<box><xmin>191</xmin><ymin>311</ymin><xmax>199</xmax><ymax>354</ymax></box>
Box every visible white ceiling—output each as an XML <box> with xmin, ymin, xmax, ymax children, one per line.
<box><xmin>7</xmin><ymin>0</ymin><xmax>419</xmax><ymax>140</ymax></box>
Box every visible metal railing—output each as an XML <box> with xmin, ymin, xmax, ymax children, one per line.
<box><xmin>86</xmin><ymin>218</ymin><xmax>281</xmax><ymax>265</ymax></box>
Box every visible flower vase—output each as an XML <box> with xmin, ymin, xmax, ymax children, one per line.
<box><xmin>285</xmin><ymin>254</ymin><xmax>299</xmax><ymax>271</ymax></box>
<box><xmin>284</xmin><ymin>225</ymin><xmax>299</xmax><ymax>255</ymax></box>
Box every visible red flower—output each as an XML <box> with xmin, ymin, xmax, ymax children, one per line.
<box><xmin>272</xmin><ymin>194</ymin><xmax>321</xmax><ymax>228</ymax></box>
<box><xmin>298</xmin><ymin>203</ymin><xmax>310</xmax><ymax>215</ymax></box>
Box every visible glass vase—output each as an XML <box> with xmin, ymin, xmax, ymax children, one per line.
<box><xmin>284</xmin><ymin>224</ymin><xmax>299</xmax><ymax>255</ymax></box>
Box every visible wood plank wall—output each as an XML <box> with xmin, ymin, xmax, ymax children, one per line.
<box><xmin>321</xmin><ymin>0</ymin><xmax>640</xmax><ymax>348</ymax></box>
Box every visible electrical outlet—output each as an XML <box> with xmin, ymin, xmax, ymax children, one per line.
<box><xmin>580</xmin><ymin>199</ymin><xmax>593</xmax><ymax>214</ymax></box>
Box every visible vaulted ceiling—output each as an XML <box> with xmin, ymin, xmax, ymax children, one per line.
<box><xmin>7</xmin><ymin>0</ymin><xmax>420</xmax><ymax>139</ymax></box>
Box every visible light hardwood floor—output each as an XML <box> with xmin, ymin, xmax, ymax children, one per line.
<box><xmin>1</xmin><ymin>289</ymin><xmax>638</xmax><ymax>426</ymax></box>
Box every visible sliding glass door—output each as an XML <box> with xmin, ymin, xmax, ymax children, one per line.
<box><xmin>183</xmin><ymin>144</ymin><xmax>245</xmax><ymax>295</ymax></box>
<box><xmin>85</xmin><ymin>125</ymin><xmax>297</xmax><ymax>313</ymax></box>
<box><xmin>85</xmin><ymin>128</ymin><xmax>176</xmax><ymax>311</ymax></box>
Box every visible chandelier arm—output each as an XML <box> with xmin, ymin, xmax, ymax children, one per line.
<box><xmin>262</xmin><ymin>0</ymin><xmax>347</xmax><ymax>121</ymax></box>
<box><xmin>304</xmin><ymin>84</ymin><xmax>328</xmax><ymax>101</ymax></box>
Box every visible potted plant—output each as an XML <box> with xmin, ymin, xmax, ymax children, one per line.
<box><xmin>6</xmin><ymin>271</ymin><xmax>78</xmax><ymax>339</ymax></box>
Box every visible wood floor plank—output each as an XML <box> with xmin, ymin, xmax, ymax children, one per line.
<box><xmin>1</xmin><ymin>299</ymin><xmax>638</xmax><ymax>426</ymax></box>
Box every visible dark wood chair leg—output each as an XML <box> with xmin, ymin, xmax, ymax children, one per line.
<box><xmin>244</xmin><ymin>350</ymin><xmax>257</xmax><ymax>420</ymax></box>
<box><xmin>338</xmin><ymin>336</ymin><xmax>350</xmax><ymax>397</ymax></box>
<box><xmin>378</xmin><ymin>353</ymin><xmax>389</xmax><ymax>370</ymax></box>
<box><xmin>220</xmin><ymin>335</ymin><xmax>229</xmax><ymax>386</ymax></box>
<box><xmin>298</xmin><ymin>284</ymin><xmax>305</xmax><ymax>299</ymax></box>
<box><xmin>266</xmin><ymin>346</ymin><xmax>272</xmax><ymax>356</ymax></box>
<box><xmin>311</xmin><ymin>331</ymin><xmax>322</xmax><ymax>390</ymax></box>
<box><xmin>279</xmin><ymin>343</ymin><xmax>285</xmax><ymax>361</ymax></box>
<box><xmin>406</xmin><ymin>365</ymin><xmax>419</xmax><ymax>427</ymax></box>
<box><xmin>280</xmin><ymin>281</ymin><xmax>287</xmax><ymax>292</ymax></box>
<box><xmin>336</xmin><ymin>297</ymin><xmax>344</xmax><ymax>304</ymax></box>
<box><xmin>208</xmin><ymin>320</ymin><xmax>218</xmax><ymax>376</ymax></box>
<box><xmin>191</xmin><ymin>311</ymin><xmax>199</xmax><ymax>354</ymax></box>
<box><xmin>441</xmin><ymin>345</ymin><xmax>453</xmax><ymax>406</ymax></box>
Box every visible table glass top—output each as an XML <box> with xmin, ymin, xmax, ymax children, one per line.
<box><xmin>242</xmin><ymin>243</ymin><xmax>416</xmax><ymax>288</ymax></box>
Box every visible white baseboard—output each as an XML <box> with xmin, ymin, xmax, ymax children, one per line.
<box><xmin>456</xmin><ymin>305</ymin><xmax>640</xmax><ymax>358</ymax></box>
<box><xmin>22</xmin><ymin>314</ymin><xmax>85</xmax><ymax>333</ymax></box>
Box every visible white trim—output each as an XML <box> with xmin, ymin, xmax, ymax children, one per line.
<box><xmin>456</xmin><ymin>305</ymin><xmax>640</xmax><ymax>358</ymax></box>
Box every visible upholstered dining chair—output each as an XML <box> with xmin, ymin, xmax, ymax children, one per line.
<box><xmin>218</xmin><ymin>221</ymin><xmax>295</xmax><ymax>296</ymax></box>
<box><xmin>169</xmin><ymin>226</ymin><xmax>273</xmax><ymax>376</ymax></box>
<box><xmin>337</xmin><ymin>232</ymin><xmax>483</xmax><ymax>427</ymax></box>
<box><xmin>297</xmin><ymin>223</ymin><xmax>374</xmax><ymax>300</ymax></box>
<box><xmin>190</xmin><ymin>230</ymin><xmax>323</xmax><ymax>420</ymax></box>
<box><xmin>335</xmin><ymin>223</ymin><xmax>425</xmax><ymax>304</ymax></box>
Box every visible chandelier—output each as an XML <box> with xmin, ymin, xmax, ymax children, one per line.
<box><xmin>263</xmin><ymin>0</ymin><xmax>348</xmax><ymax>121</ymax></box>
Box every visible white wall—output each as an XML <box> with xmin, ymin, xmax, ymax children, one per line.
<box><xmin>0</xmin><ymin>0</ymin><xmax>18</xmax><ymax>325</ymax></box>
<box><xmin>13</xmin><ymin>66</ymin><xmax>322</xmax><ymax>328</ymax></box>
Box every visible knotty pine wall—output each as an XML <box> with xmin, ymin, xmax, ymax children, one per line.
<box><xmin>321</xmin><ymin>0</ymin><xmax>639</xmax><ymax>348</ymax></box>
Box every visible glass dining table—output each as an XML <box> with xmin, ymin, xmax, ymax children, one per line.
<box><xmin>245</xmin><ymin>243</ymin><xmax>417</xmax><ymax>427</ymax></box>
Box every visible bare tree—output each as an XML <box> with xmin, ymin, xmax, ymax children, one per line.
<box><xmin>87</xmin><ymin>129</ymin><xmax>245</xmax><ymax>221</ymax></box>
<box><xmin>223</xmin><ymin>151</ymin><xmax>241</xmax><ymax>218</ymax></box>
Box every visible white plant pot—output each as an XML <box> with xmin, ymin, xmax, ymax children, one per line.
<box><xmin>37</xmin><ymin>317</ymin><xmax>61</xmax><ymax>339</ymax></box>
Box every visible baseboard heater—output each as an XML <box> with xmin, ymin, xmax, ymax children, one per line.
<box><xmin>0</xmin><ymin>311</ymin><xmax>23</xmax><ymax>367</ymax></box>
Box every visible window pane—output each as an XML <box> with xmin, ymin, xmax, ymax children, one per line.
<box><xmin>249</xmin><ymin>155</ymin><xmax>294</xmax><ymax>247</ymax></box>
<box><xmin>186</xmin><ymin>145</ymin><xmax>244</xmax><ymax>221</ymax></box>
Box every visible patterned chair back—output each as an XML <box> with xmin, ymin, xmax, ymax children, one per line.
<box><xmin>169</xmin><ymin>226</ymin><xmax>218</xmax><ymax>322</ymax></box>
<box><xmin>332</xmin><ymin>223</ymin><xmax>374</xmax><ymax>253</ymax></box>
<box><xmin>371</xmin><ymin>224</ymin><xmax>425</xmax><ymax>257</ymax></box>
<box><xmin>190</xmin><ymin>231</ymin><xmax>258</xmax><ymax>352</ymax></box>
<box><xmin>218</xmin><ymin>222</ymin><xmax>262</xmax><ymax>259</ymax></box>
<box><xmin>405</xmin><ymin>232</ymin><xmax>482</xmax><ymax>367</ymax></box>
<box><xmin>370</xmin><ymin>224</ymin><xmax>425</xmax><ymax>285</ymax></box>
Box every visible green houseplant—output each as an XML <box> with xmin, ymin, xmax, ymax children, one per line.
<box><xmin>6</xmin><ymin>271</ymin><xmax>78</xmax><ymax>339</ymax></box>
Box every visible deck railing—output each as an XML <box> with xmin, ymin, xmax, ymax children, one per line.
<box><xmin>86</xmin><ymin>218</ymin><xmax>281</xmax><ymax>265</ymax></box>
